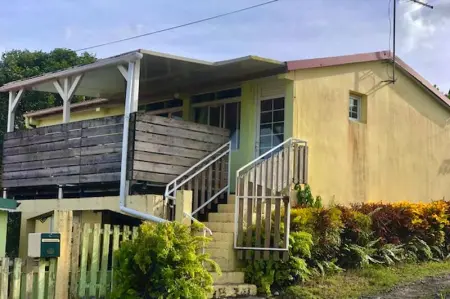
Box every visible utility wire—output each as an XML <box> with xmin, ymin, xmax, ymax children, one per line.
<box><xmin>75</xmin><ymin>0</ymin><xmax>279</xmax><ymax>52</ymax></box>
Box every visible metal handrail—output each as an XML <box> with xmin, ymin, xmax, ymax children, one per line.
<box><xmin>236</xmin><ymin>138</ymin><xmax>307</xmax><ymax>178</ymax></box>
<box><xmin>184</xmin><ymin>212</ymin><xmax>213</xmax><ymax>236</ymax></box>
<box><xmin>164</xmin><ymin>142</ymin><xmax>231</xmax><ymax>201</ymax></box>
<box><xmin>164</xmin><ymin>141</ymin><xmax>232</xmax><ymax>236</ymax></box>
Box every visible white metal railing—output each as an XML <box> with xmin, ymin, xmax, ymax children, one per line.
<box><xmin>234</xmin><ymin>138</ymin><xmax>308</xmax><ymax>256</ymax></box>
<box><xmin>164</xmin><ymin>141</ymin><xmax>231</xmax><ymax>224</ymax></box>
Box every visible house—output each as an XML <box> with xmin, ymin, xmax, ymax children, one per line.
<box><xmin>1</xmin><ymin>49</ymin><xmax>449</xmax><ymax>297</ymax></box>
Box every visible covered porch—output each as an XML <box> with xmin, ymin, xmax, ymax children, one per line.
<box><xmin>0</xmin><ymin>49</ymin><xmax>288</xmax><ymax>200</ymax></box>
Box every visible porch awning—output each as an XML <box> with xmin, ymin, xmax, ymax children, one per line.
<box><xmin>0</xmin><ymin>49</ymin><xmax>286</xmax><ymax>98</ymax></box>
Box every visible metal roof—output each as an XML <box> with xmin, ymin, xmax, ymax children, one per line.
<box><xmin>0</xmin><ymin>49</ymin><xmax>286</xmax><ymax>98</ymax></box>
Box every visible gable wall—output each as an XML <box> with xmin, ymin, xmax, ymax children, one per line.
<box><xmin>292</xmin><ymin>61</ymin><xmax>450</xmax><ymax>204</ymax></box>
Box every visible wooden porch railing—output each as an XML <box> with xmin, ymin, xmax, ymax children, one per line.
<box><xmin>234</xmin><ymin>138</ymin><xmax>308</xmax><ymax>260</ymax></box>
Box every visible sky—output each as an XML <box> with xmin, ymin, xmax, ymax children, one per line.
<box><xmin>0</xmin><ymin>0</ymin><xmax>449</xmax><ymax>92</ymax></box>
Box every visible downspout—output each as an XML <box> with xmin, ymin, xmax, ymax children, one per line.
<box><xmin>118</xmin><ymin>54</ymin><xmax>166</xmax><ymax>223</ymax></box>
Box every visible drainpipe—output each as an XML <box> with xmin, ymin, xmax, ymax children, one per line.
<box><xmin>118</xmin><ymin>54</ymin><xmax>166</xmax><ymax>223</ymax></box>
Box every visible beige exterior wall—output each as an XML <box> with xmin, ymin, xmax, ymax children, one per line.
<box><xmin>27</xmin><ymin>105</ymin><xmax>125</xmax><ymax>128</ymax></box>
<box><xmin>292</xmin><ymin>61</ymin><xmax>450</xmax><ymax>204</ymax></box>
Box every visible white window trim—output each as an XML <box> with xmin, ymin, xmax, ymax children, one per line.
<box><xmin>256</xmin><ymin>95</ymin><xmax>286</xmax><ymax>156</ymax></box>
<box><xmin>349</xmin><ymin>95</ymin><xmax>361</xmax><ymax>121</ymax></box>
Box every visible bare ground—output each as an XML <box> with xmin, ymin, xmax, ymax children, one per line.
<box><xmin>362</xmin><ymin>274</ymin><xmax>450</xmax><ymax>299</ymax></box>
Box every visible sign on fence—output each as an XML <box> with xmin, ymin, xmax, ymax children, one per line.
<box><xmin>0</xmin><ymin>220</ymin><xmax>139</xmax><ymax>299</ymax></box>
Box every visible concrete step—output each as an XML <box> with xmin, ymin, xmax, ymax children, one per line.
<box><xmin>211</xmin><ymin>271</ymin><xmax>245</xmax><ymax>284</ymax></box>
<box><xmin>209</xmin><ymin>213</ymin><xmax>235</xmax><ymax>223</ymax></box>
<box><xmin>210</xmin><ymin>284</ymin><xmax>257</xmax><ymax>298</ymax></box>
<box><xmin>206</xmin><ymin>256</ymin><xmax>240</xmax><ymax>271</ymax></box>
<box><xmin>227</xmin><ymin>194</ymin><xmax>236</xmax><ymax>204</ymax></box>
<box><xmin>206</xmin><ymin>248</ymin><xmax>236</xmax><ymax>259</ymax></box>
<box><xmin>198</xmin><ymin>232</ymin><xmax>234</xmax><ymax>243</ymax></box>
<box><xmin>208</xmin><ymin>240</ymin><xmax>234</xmax><ymax>249</ymax></box>
<box><xmin>204</xmin><ymin>222</ymin><xmax>234</xmax><ymax>233</ymax></box>
<box><xmin>218</xmin><ymin>204</ymin><xmax>235</xmax><ymax>213</ymax></box>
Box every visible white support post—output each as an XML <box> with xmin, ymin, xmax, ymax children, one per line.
<box><xmin>131</xmin><ymin>59</ymin><xmax>141</xmax><ymax>112</ymax></box>
<box><xmin>117</xmin><ymin>65</ymin><xmax>128</xmax><ymax>80</ymax></box>
<box><xmin>7</xmin><ymin>89</ymin><xmax>24</xmax><ymax>132</ymax></box>
<box><xmin>53</xmin><ymin>74</ymin><xmax>83</xmax><ymax>123</ymax></box>
<box><xmin>58</xmin><ymin>186</ymin><xmax>63</xmax><ymax>199</ymax></box>
<box><xmin>117</xmin><ymin>62</ymin><xmax>140</xmax><ymax>112</ymax></box>
<box><xmin>119</xmin><ymin>61</ymin><xmax>136</xmax><ymax>205</ymax></box>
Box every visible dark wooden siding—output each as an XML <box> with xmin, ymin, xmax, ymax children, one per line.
<box><xmin>2</xmin><ymin>116</ymin><xmax>124</xmax><ymax>188</ymax></box>
<box><xmin>132</xmin><ymin>113</ymin><xmax>229</xmax><ymax>184</ymax></box>
<box><xmin>2</xmin><ymin>113</ymin><xmax>230</xmax><ymax>189</ymax></box>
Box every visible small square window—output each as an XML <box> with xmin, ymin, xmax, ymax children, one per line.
<box><xmin>349</xmin><ymin>95</ymin><xmax>361</xmax><ymax>121</ymax></box>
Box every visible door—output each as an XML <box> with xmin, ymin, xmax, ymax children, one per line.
<box><xmin>256</xmin><ymin>96</ymin><xmax>285</xmax><ymax>156</ymax></box>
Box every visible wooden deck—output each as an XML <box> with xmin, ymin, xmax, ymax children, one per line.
<box><xmin>1</xmin><ymin>113</ymin><xmax>229</xmax><ymax>190</ymax></box>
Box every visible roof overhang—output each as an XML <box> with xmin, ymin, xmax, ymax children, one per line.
<box><xmin>0</xmin><ymin>49</ymin><xmax>286</xmax><ymax>99</ymax></box>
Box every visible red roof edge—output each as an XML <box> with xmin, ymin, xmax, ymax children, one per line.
<box><xmin>287</xmin><ymin>51</ymin><xmax>391</xmax><ymax>71</ymax></box>
<box><xmin>287</xmin><ymin>51</ymin><xmax>450</xmax><ymax>109</ymax></box>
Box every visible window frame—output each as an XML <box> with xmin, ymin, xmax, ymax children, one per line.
<box><xmin>192</xmin><ymin>97</ymin><xmax>241</xmax><ymax>150</ymax></box>
<box><xmin>349</xmin><ymin>94</ymin><xmax>362</xmax><ymax>121</ymax></box>
<box><xmin>257</xmin><ymin>96</ymin><xmax>286</xmax><ymax>156</ymax></box>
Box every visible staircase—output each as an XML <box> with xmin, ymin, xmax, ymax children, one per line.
<box><xmin>164</xmin><ymin>138</ymin><xmax>309</xmax><ymax>298</ymax></box>
<box><xmin>204</xmin><ymin>194</ymin><xmax>257</xmax><ymax>298</ymax></box>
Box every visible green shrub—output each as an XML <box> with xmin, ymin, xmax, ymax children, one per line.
<box><xmin>340</xmin><ymin>239</ymin><xmax>382</xmax><ymax>268</ymax></box>
<box><xmin>339</xmin><ymin>206</ymin><xmax>373</xmax><ymax>246</ymax></box>
<box><xmin>112</xmin><ymin>221</ymin><xmax>220</xmax><ymax>299</ymax></box>
<box><xmin>291</xmin><ymin>206</ymin><xmax>343</xmax><ymax>261</ymax></box>
<box><xmin>295</xmin><ymin>184</ymin><xmax>322</xmax><ymax>208</ymax></box>
<box><xmin>245</xmin><ymin>232</ymin><xmax>313</xmax><ymax>295</ymax></box>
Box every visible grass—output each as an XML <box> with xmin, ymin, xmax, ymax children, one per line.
<box><xmin>285</xmin><ymin>261</ymin><xmax>450</xmax><ymax>299</ymax></box>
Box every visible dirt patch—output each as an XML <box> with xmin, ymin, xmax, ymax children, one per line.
<box><xmin>362</xmin><ymin>274</ymin><xmax>450</xmax><ymax>299</ymax></box>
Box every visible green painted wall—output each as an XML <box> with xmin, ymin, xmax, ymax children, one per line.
<box><xmin>0</xmin><ymin>211</ymin><xmax>7</xmax><ymax>257</ymax></box>
<box><xmin>229</xmin><ymin>81</ymin><xmax>257</xmax><ymax>192</ymax></box>
<box><xmin>284</xmin><ymin>79</ymin><xmax>294</xmax><ymax>139</ymax></box>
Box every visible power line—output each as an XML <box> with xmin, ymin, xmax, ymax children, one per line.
<box><xmin>75</xmin><ymin>0</ymin><xmax>279</xmax><ymax>52</ymax></box>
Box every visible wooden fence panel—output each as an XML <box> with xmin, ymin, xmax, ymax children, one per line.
<box><xmin>78</xmin><ymin>223</ymin><xmax>90</xmax><ymax>298</ymax></box>
<box><xmin>99</xmin><ymin>225</ymin><xmax>111</xmax><ymax>297</ymax></box>
<box><xmin>132</xmin><ymin>114</ymin><xmax>229</xmax><ymax>185</ymax></box>
<box><xmin>89</xmin><ymin>224</ymin><xmax>101</xmax><ymax>297</ymax></box>
<box><xmin>2</xmin><ymin>115</ymin><xmax>124</xmax><ymax>188</ymax></box>
<box><xmin>37</xmin><ymin>259</ymin><xmax>46</xmax><ymax>299</ymax></box>
<box><xmin>0</xmin><ymin>258</ymin><xmax>8</xmax><ymax>299</ymax></box>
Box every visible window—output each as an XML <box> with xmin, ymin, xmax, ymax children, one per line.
<box><xmin>259</xmin><ymin>97</ymin><xmax>285</xmax><ymax>155</ymax></box>
<box><xmin>191</xmin><ymin>88</ymin><xmax>241</xmax><ymax>104</ymax></box>
<box><xmin>141</xmin><ymin>98</ymin><xmax>183</xmax><ymax>120</ymax></box>
<box><xmin>349</xmin><ymin>95</ymin><xmax>361</xmax><ymax>120</ymax></box>
<box><xmin>193</xmin><ymin>102</ymin><xmax>240</xmax><ymax>150</ymax></box>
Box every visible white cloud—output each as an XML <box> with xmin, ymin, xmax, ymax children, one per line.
<box><xmin>399</xmin><ymin>0</ymin><xmax>450</xmax><ymax>52</ymax></box>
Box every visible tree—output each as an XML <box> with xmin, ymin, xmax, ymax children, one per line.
<box><xmin>0</xmin><ymin>48</ymin><xmax>96</xmax><ymax>134</ymax></box>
